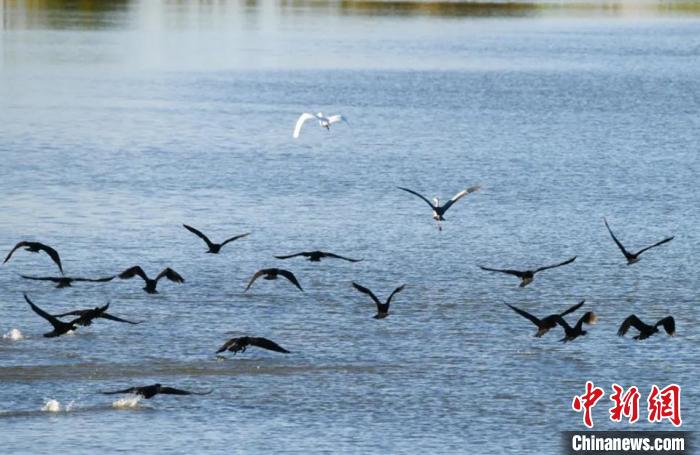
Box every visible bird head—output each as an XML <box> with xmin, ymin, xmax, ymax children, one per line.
<box><xmin>433</xmin><ymin>197</ymin><xmax>439</xmax><ymax>206</ymax></box>
<box><xmin>584</xmin><ymin>312</ymin><xmax>598</xmax><ymax>325</ymax></box>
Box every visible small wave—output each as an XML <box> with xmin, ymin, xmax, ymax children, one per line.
<box><xmin>3</xmin><ymin>329</ymin><xmax>24</xmax><ymax>340</ymax></box>
<box><xmin>112</xmin><ymin>396</ymin><xmax>142</xmax><ymax>409</ymax></box>
<box><xmin>41</xmin><ymin>399</ymin><xmax>62</xmax><ymax>412</ymax></box>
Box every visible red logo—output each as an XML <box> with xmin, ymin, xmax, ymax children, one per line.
<box><xmin>648</xmin><ymin>384</ymin><xmax>682</xmax><ymax>427</ymax></box>
<box><xmin>573</xmin><ymin>383</ymin><xmax>682</xmax><ymax>428</ymax></box>
<box><xmin>609</xmin><ymin>384</ymin><xmax>640</xmax><ymax>424</ymax></box>
<box><xmin>572</xmin><ymin>381</ymin><xmax>605</xmax><ymax>428</ymax></box>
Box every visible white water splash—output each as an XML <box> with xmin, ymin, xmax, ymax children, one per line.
<box><xmin>41</xmin><ymin>399</ymin><xmax>62</xmax><ymax>412</ymax></box>
<box><xmin>3</xmin><ymin>329</ymin><xmax>24</xmax><ymax>340</ymax></box>
<box><xmin>112</xmin><ymin>396</ymin><xmax>142</xmax><ymax>409</ymax></box>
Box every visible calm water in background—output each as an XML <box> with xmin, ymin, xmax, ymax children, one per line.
<box><xmin>1</xmin><ymin>1</ymin><xmax>699</xmax><ymax>453</ymax></box>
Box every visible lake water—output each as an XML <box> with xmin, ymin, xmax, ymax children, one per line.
<box><xmin>1</xmin><ymin>1</ymin><xmax>699</xmax><ymax>453</ymax></box>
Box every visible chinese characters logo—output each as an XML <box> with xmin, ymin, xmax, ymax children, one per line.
<box><xmin>572</xmin><ymin>382</ymin><xmax>681</xmax><ymax>428</ymax></box>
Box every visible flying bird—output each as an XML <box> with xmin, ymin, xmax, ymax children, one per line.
<box><xmin>100</xmin><ymin>383</ymin><xmax>212</xmax><ymax>399</ymax></box>
<box><xmin>24</xmin><ymin>294</ymin><xmax>107</xmax><ymax>337</ymax></box>
<box><xmin>53</xmin><ymin>306</ymin><xmax>140</xmax><ymax>326</ymax></box>
<box><xmin>245</xmin><ymin>268</ymin><xmax>303</xmax><ymax>292</ymax></box>
<box><xmin>604</xmin><ymin>218</ymin><xmax>674</xmax><ymax>265</ymax></box>
<box><xmin>479</xmin><ymin>256</ymin><xmax>577</xmax><ymax>287</ymax></box>
<box><xmin>19</xmin><ymin>274</ymin><xmax>114</xmax><ymax>288</ymax></box>
<box><xmin>505</xmin><ymin>300</ymin><xmax>585</xmax><ymax>337</ymax></box>
<box><xmin>397</xmin><ymin>185</ymin><xmax>481</xmax><ymax>230</ymax></box>
<box><xmin>352</xmin><ymin>282</ymin><xmax>405</xmax><ymax>319</ymax></box>
<box><xmin>274</xmin><ymin>251</ymin><xmax>362</xmax><ymax>262</ymax></box>
<box><xmin>553</xmin><ymin>311</ymin><xmax>597</xmax><ymax>343</ymax></box>
<box><xmin>617</xmin><ymin>315</ymin><xmax>675</xmax><ymax>340</ymax></box>
<box><xmin>4</xmin><ymin>241</ymin><xmax>63</xmax><ymax>274</ymax></box>
<box><xmin>182</xmin><ymin>224</ymin><xmax>250</xmax><ymax>254</ymax></box>
<box><xmin>216</xmin><ymin>336</ymin><xmax>290</xmax><ymax>356</ymax></box>
<box><xmin>118</xmin><ymin>266</ymin><xmax>184</xmax><ymax>294</ymax></box>
<box><xmin>293</xmin><ymin>112</ymin><xmax>348</xmax><ymax>138</ymax></box>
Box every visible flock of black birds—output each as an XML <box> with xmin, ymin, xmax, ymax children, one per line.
<box><xmin>3</xmin><ymin>192</ymin><xmax>677</xmax><ymax>400</ymax></box>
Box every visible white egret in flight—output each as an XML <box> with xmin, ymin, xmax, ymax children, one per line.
<box><xmin>293</xmin><ymin>112</ymin><xmax>348</xmax><ymax>138</ymax></box>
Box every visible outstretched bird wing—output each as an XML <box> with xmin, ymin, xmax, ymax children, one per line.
<box><xmin>37</xmin><ymin>243</ymin><xmax>63</xmax><ymax>274</ymax></box>
<box><xmin>559</xmin><ymin>300</ymin><xmax>585</xmax><ymax>317</ymax></box>
<box><xmin>159</xmin><ymin>387</ymin><xmax>212</xmax><ymax>396</ymax></box>
<box><xmin>274</xmin><ymin>252</ymin><xmax>306</xmax><ymax>260</ymax></box>
<box><xmin>293</xmin><ymin>113</ymin><xmax>317</xmax><ymax>138</ymax></box>
<box><xmin>118</xmin><ymin>266</ymin><xmax>149</xmax><ymax>282</ymax></box>
<box><xmin>320</xmin><ymin>252</ymin><xmax>363</xmax><ymax>262</ymax></box>
<box><xmin>604</xmin><ymin>218</ymin><xmax>633</xmax><ymax>259</ymax></box>
<box><xmin>352</xmin><ymin>282</ymin><xmax>382</xmax><ymax>310</ymax></box>
<box><xmin>397</xmin><ymin>187</ymin><xmax>436</xmax><ymax>210</ymax></box>
<box><xmin>19</xmin><ymin>274</ymin><xmax>63</xmax><ymax>283</ymax></box>
<box><xmin>53</xmin><ymin>309</ymin><xmax>87</xmax><ymax>318</ymax></box>
<box><xmin>441</xmin><ymin>185</ymin><xmax>481</xmax><ymax>213</ymax></box>
<box><xmin>277</xmin><ymin>269</ymin><xmax>304</xmax><ymax>291</ymax></box>
<box><xmin>99</xmin><ymin>313</ymin><xmax>141</xmax><ymax>325</ymax></box>
<box><xmin>655</xmin><ymin>316</ymin><xmax>676</xmax><ymax>336</ymax></box>
<box><xmin>100</xmin><ymin>387</ymin><xmax>141</xmax><ymax>395</ymax></box>
<box><xmin>24</xmin><ymin>294</ymin><xmax>73</xmax><ymax>332</ymax></box>
<box><xmin>20</xmin><ymin>274</ymin><xmax>114</xmax><ymax>283</ymax></box>
<box><xmin>327</xmin><ymin>114</ymin><xmax>348</xmax><ymax>125</ymax></box>
<box><xmin>220</xmin><ymin>232</ymin><xmax>251</xmax><ymax>247</ymax></box>
<box><xmin>72</xmin><ymin>276</ymin><xmax>115</xmax><ymax>283</ymax></box>
<box><xmin>634</xmin><ymin>236</ymin><xmax>674</xmax><ymax>257</ymax></box>
<box><xmin>244</xmin><ymin>270</ymin><xmax>267</xmax><ymax>292</ymax></box>
<box><xmin>73</xmin><ymin>302</ymin><xmax>111</xmax><ymax>326</ymax></box>
<box><xmin>478</xmin><ymin>266</ymin><xmax>527</xmax><ymax>278</ymax></box>
<box><xmin>183</xmin><ymin>224</ymin><xmax>214</xmax><ymax>249</ymax></box>
<box><xmin>534</xmin><ymin>256</ymin><xmax>577</xmax><ymax>274</ymax></box>
<box><xmin>505</xmin><ymin>303</ymin><xmax>542</xmax><ymax>327</ymax></box>
<box><xmin>156</xmin><ymin>268</ymin><xmax>185</xmax><ymax>284</ymax></box>
<box><xmin>385</xmin><ymin>284</ymin><xmax>405</xmax><ymax>310</ymax></box>
<box><xmin>249</xmin><ymin>337</ymin><xmax>291</xmax><ymax>353</ymax></box>
<box><xmin>617</xmin><ymin>314</ymin><xmax>647</xmax><ymax>336</ymax></box>
<box><xmin>3</xmin><ymin>241</ymin><xmax>28</xmax><ymax>263</ymax></box>
<box><xmin>4</xmin><ymin>241</ymin><xmax>63</xmax><ymax>274</ymax></box>
<box><xmin>551</xmin><ymin>315</ymin><xmax>573</xmax><ymax>331</ymax></box>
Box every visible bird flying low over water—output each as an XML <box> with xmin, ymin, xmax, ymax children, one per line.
<box><xmin>505</xmin><ymin>300</ymin><xmax>585</xmax><ymax>337</ymax></box>
<box><xmin>100</xmin><ymin>383</ymin><xmax>212</xmax><ymax>399</ymax></box>
<box><xmin>274</xmin><ymin>251</ymin><xmax>362</xmax><ymax>262</ymax></box>
<box><xmin>245</xmin><ymin>268</ymin><xmax>303</xmax><ymax>292</ymax></box>
<box><xmin>618</xmin><ymin>315</ymin><xmax>675</xmax><ymax>340</ymax></box>
<box><xmin>53</xmin><ymin>306</ymin><xmax>140</xmax><ymax>326</ymax></box>
<box><xmin>352</xmin><ymin>282</ymin><xmax>405</xmax><ymax>319</ymax></box>
<box><xmin>397</xmin><ymin>185</ymin><xmax>481</xmax><ymax>231</ymax></box>
<box><xmin>182</xmin><ymin>224</ymin><xmax>250</xmax><ymax>254</ymax></box>
<box><xmin>118</xmin><ymin>266</ymin><xmax>184</xmax><ymax>294</ymax></box>
<box><xmin>24</xmin><ymin>293</ymin><xmax>108</xmax><ymax>337</ymax></box>
<box><xmin>19</xmin><ymin>274</ymin><xmax>114</xmax><ymax>288</ymax></box>
<box><xmin>4</xmin><ymin>241</ymin><xmax>63</xmax><ymax>274</ymax></box>
<box><xmin>479</xmin><ymin>256</ymin><xmax>577</xmax><ymax>288</ymax></box>
<box><xmin>604</xmin><ymin>218</ymin><xmax>674</xmax><ymax>265</ymax></box>
<box><xmin>216</xmin><ymin>336</ymin><xmax>290</xmax><ymax>356</ymax></box>
<box><xmin>293</xmin><ymin>112</ymin><xmax>348</xmax><ymax>138</ymax></box>
<box><xmin>552</xmin><ymin>311</ymin><xmax>597</xmax><ymax>343</ymax></box>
